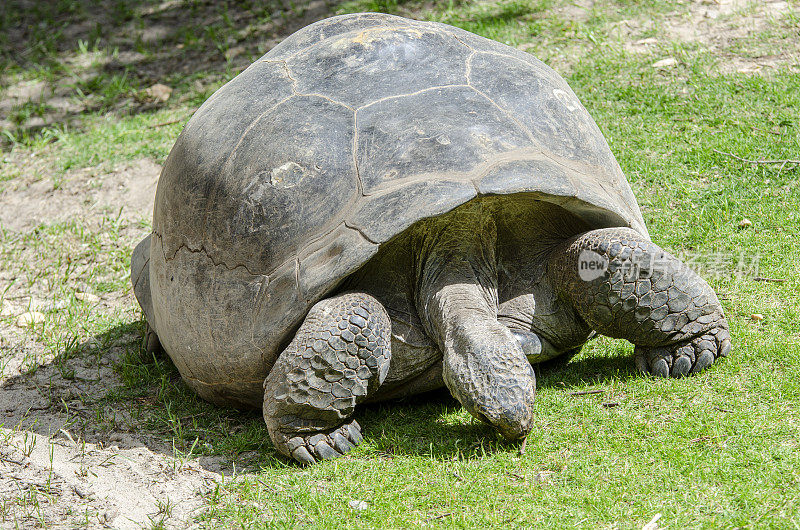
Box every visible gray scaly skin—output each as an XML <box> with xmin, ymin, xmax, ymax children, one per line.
<box><xmin>413</xmin><ymin>207</ymin><xmax>536</xmax><ymax>440</ymax></box>
<box><xmin>550</xmin><ymin>227</ymin><xmax>731</xmax><ymax>377</ymax></box>
<box><xmin>262</xmin><ymin>293</ymin><xmax>390</xmax><ymax>464</ymax></box>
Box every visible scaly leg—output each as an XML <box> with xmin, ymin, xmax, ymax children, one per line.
<box><xmin>414</xmin><ymin>205</ymin><xmax>536</xmax><ymax>440</ymax></box>
<box><xmin>263</xmin><ymin>292</ymin><xmax>391</xmax><ymax>464</ymax></box>
<box><xmin>550</xmin><ymin>227</ymin><xmax>732</xmax><ymax>377</ymax></box>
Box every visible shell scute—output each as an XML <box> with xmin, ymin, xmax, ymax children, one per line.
<box><xmin>211</xmin><ymin>95</ymin><xmax>357</xmax><ymax>271</ymax></box>
<box><xmin>287</xmin><ymin>25</ymin><xmax>471</xmax><ymax>109</ymax></box>
<box><xmin>356</xmin><ymin>85</ymin><xmax>532</xmax><ymax>194</ymax></box>
<box><xmin>154</xmin><ymin>59</ymin><xmax>295</xmax><ymax>259</ymax></box>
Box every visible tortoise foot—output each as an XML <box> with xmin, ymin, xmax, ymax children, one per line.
<box><xmin>282</xmin><ymin>420</ymin><xmax>364</xmax><ymax>465</ymax></box>
<box><xmin>635</xmin><ymin>323</ymin><xmax>732</xmax><ymax>377</ymax></box>
<box><xmin>263</xmin><ymin>292</ymin><xmax>391</xmax><ymax>464</ymax></box>
<box><xmin>142</xmin><ymin>323</ymin><xmax>163</xmax><ymax>356</ymax></box>
<box><xmin>551</xmin><ymin>227</ymin><xmax>732</xmax><ymax>377</ymax></box>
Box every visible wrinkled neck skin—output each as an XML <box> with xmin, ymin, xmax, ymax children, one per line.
<box><xmin>413</xmin><ymin>202</ymin><xmax>536</xmax><ymax>440</ymax></box>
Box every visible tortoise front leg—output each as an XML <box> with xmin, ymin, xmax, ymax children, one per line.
<box><xmin>549</xmin><ymin>227</ymin><xmax>732</xmax><ymax>377</ymax></box>
<box><xmin>263</xmin><ymin>292</ymin><xmax>391</xmax><ymax>464</ymax></box>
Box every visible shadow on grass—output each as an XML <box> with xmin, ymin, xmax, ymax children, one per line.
<box><xmin>1</xmin><ymin>0</ymin><xmax>343</xmax><ymax>138</ymax></box>
<box><xmin>350</xmin><ymin>343</ymin><xmax>641</xmax><ymax>463</ymax></box>
<box><xmin>536</xmin><ymin>341</ymin><xmax>640</xmax><ymax>389</ymax></box>
<box><xmin>0</xmin><ymin>319</ymin><xmax>640</xmax><ymax>470</ymax></box>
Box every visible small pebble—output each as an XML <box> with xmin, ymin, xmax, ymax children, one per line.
<box><xmin>738</xmin><ymin>218</ymin><xmax>752</xmax><ymax>229</ymax></box>
<box><xmin>15</xmin><ymin>311</ymin><xmax>45</xmax><ymax>327</ymax></box>
<box><xmin>75</xmin><ymin>292</ymin><xmax>101</xmax><ymax>303</ymax></box>
<box><xmin>652</xmin><ymin>57</ymin><xmax>677</xmax><ymax>68</ymax></box>
<box><xmin>750</xmin><ymin>313</ymin><xmax>764</xmax><ymax>321</ymax></box>
<box><xmin>348</xmin><ymin>500</ymin><xmax>369</xmax><ymax>511</ymax></box>
<box><xmin>144</xmin><ymin>83</ymin><xmax>173</xmax><ymax>103</ymax></box>
<box><xmin>102</xmin><ymin>508</ymin><xmax>119</xmax><ymax>523</ymax></box>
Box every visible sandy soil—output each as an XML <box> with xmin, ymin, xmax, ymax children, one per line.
<box><xmin>652</xmin><ymin>0</ymin><xmax>797</xmax><ymax>74</ymax></box>
<box><xmin>0</xmin><ymin>157</ymin><xmax>160</xmax><ymax>233</ymax></box>
<box><xmin>541</xmin><ymin>0</ymin><xmax>799</xmax><ymax>74</ymax></box>
<box><xmin>0</xmin><ymin>429</ymin><xmax>218</xmax><ymax>528</ymax></box>
<box><xmin>0</xmin><ymin>157</ymin><xmax>237</xmax><ymax>527</ymax></box>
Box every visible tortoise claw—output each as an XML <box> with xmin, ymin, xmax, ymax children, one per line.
<box><xmin>313</xmin><ymin>440</ymin><xmax>340</xmax><ymax>461</ymax></box>
<box><xmin>346</xmin><ymin>421</ymin><xmax>363</xmax><ymax>445</ymax></box>
<box><xmin>291</xmin><ymin>446</ymin><xmax>316</xmax><ymax>465</ymax></box>
<box><xmin>278</xmin><ymin>420</ymin><xmax>363</xmax><ymax>465</ymax></box>
<box><xmin>671</xmin><ymin>355</ymin><xmax>692</xmax><ymax>377</ymax></box>
<box><xmin>332</xmin><ymin>432</ymin><xmax>355</xmax><ymax>454</ymax></box>
<box><xmin>635</xmin><ymin>324</ymin><xmax>731</xmax><ymax>378</ymax></box>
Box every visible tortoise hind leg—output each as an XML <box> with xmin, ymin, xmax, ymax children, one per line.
<box><xmin>263</xmin><ymin>292</ymin><xmax>391</xmax><ymax>464</ymax></box>
<box><xmin>131</xmin><ymin>234</ymin><xmax>163</xmax><ymax>356</ymax></box>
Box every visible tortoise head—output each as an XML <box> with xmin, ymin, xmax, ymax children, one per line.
<box><xmin>441</xmin><ymin>317</ymin><xmax>536</xmax><ymax>440</ymax></box>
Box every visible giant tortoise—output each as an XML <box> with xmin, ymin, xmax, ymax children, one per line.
<box><xmin>131</xmin><ymin>13</ymin><xmax>732</xmax><ymax>464</ymax></box>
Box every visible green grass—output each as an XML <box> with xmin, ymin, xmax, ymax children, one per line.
<box><xmin>1</xmin><ymin>0</ymin><xmax>799</xmax><ymax>528</ymax></box>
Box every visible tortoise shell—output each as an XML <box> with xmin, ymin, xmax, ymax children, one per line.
<box><xmin>146</xmin><ymin>13</ymin><xmax>647</xmax><ymax>406</ymax></box>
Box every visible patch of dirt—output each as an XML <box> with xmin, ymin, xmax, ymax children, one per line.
<box><xmin>0</xmin><ymin>157</ymin><xmax>160</xmax><ymax>232</ymax></box>
<box><xmin>0</xmin><ymin>78</ymin><xmax>86</xmax><ymax>131</ymax></box>
<box><xmin>0</xmin><ymin>428</ymin><xmax>218</xmax><ymax>528</ymax></box>
<box><xmin>0</xmin><ymin>324</ymin><xmax>45</xmax><ymax>380</ymax></box>
<box><xmin>554</xmin><ymin>0</ymin><xmax>595</xmax><ymax>23</ymax></box>
<box><xmin>622</xmin><ymin>0</ymin><xmax>799</xmax><ymax>74</ymax></box>
<box><xmin>536</xmin><ymin>0</ymin><xmax>798</xmax><ymax>75</ymax></box>
<box><xmin>0</xmin><ymin>308</ymin><xmax>243</xmax><ymax>527</ymax></box>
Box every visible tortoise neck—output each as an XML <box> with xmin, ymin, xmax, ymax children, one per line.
<box><xmin>413</xmin><ymin>202</ymin><xmax>498</xmax><ymax>332</ymax></box>
<box><xmin>412</xmin><ymin>202</ymin><xmax>535</xmax><ymax>440</ymax></box>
